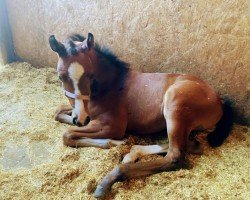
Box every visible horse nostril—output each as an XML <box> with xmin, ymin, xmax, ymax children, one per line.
<box><xmin>73</xmin><ymin>117</ymin><xmax>77</xmax><ymax>125</ymax></box>
<box><xmin>76</xmin><ymin>121</ymin><xmax>83</xmax><ymax>127</ymax></box>
<box><xmin>84</xmin><ymin>116</ymin><xmax>90</xmax><ymax>126</ymax></box>
<box><xmin>73</xmin><ymin>117</ymin><xmax>83</xmax><ymax>127</ymax></box>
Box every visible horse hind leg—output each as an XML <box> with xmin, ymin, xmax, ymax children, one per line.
<box><xmin>94</xmin><ymin>114</ymin><xmax>189</xmax><ymax>198</ymax></box>
<box><xmin>121</xmin><ymin>130</ymin><xmax>202</xmax><ymax>164</ymax></box>
<box><xmin>187</xmin><ymin>132</ymin><xmax>203</xmax><ymax>154</ymax></box>
<box><xmin>122</xmin><ymin>144</ymin><xmax>168</xmax><ymax>163</ymax></box>
<box><xmin>121</xmin><ymin>133</ymin><xmax>202</xmax><ymax>164</ymax></box>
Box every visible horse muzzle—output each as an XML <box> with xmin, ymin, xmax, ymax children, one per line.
<box><xmin>73</xmin><ymin>116</ymin><xmax>91</xmax><ymax>127</ymax></box>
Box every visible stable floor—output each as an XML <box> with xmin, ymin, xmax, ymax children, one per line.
<box><xmin>0</xmin><ymin>62</ymin><xmax>249</xmax><ymax>199</ymax></box>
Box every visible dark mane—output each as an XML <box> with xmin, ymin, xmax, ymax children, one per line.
<box><xmin>64</xmin><ymin>34</ymin><xmax>86</xmax><ymax>56</ymax></box>
<box><xmin>93</xmin><ymin>44</ymin><xmax>129</xmax><ymax>98</ymax></box>
<box><xmin>68</xmin><ymin>34</ymin><xmax>85</xmax><ymax>42</ymax></box>
<box><xmin>94</xmin><ymin>43</ymin><xmax>129</xmax><ymax>75</ymax></box>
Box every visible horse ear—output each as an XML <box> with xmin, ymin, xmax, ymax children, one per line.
<box><xmin>87</xmin><ymin>33</ymin><xmax>94</xmax><ymax>48</ymax></box>
<box><xmin>49</xmin><ymin>35</ymin><xmax>67</xmax><ymax>57</ymax></box>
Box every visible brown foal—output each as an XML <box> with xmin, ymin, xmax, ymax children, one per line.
<box><xmin>49</xmin><ymin>33</ymin><xmax>233</xmax><ymax>198</ymax></box>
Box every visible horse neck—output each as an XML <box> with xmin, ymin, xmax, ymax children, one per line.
<box><xmin>88</xmin><ymin>51</ymin><xmax>125</xmax><ymax>99</ymax></box>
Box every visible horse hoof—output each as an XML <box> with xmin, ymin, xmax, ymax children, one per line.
<box><xmin>93</xmin><ymin>185</ymin><xmax>108</xmax><ymax>198</ymax></box>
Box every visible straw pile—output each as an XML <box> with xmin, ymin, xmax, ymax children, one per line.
<box><xmin>0</xmin><ymin>62</ymin><xmax>249</xmax><ymax>199</ymax></box>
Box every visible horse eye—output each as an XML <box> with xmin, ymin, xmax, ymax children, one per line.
<box><xmin>59</xmin><ymin>74</ymin><xmax>68</xmax><ymax>82</ymax></box>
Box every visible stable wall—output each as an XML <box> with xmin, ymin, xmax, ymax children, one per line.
<box><xmin>6</xmin><ymin>0</ymin><xmax>250</xmax><ymax>124</ymax></box>
<box><xmin>0</xmin><ymin>0</ymin><xmax>16</xmax><ymax>65</ymax></box>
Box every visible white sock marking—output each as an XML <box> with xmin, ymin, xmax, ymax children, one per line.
<box><xmin>122</xmin><ymin>144</ymin><xmax>168</xmax><ymax>163</ymax></box>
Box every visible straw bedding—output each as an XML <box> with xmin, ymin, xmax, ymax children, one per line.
<box><xmin>0</xmin><ymin>62</ymin><xmax>249</xmax><ymax>199</ymax></box>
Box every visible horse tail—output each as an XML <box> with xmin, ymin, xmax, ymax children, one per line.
<box><xmin>207</xmin><ymin>98</ymin><xmax>234</xmax><ymax>147</ymax></box>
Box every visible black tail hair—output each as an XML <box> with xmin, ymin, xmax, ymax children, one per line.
<box><xmin>207</xmin><ymin>99</ymin><xmax>234</xmax><ymax>147</ymax></box>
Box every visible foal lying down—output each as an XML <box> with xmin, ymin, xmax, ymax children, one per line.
<box><xmin>49</xmin><ymin>33</ymin><xmax>233</xmax><ymax>198</ymax></box>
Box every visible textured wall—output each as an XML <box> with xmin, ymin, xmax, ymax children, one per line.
<box><xmin>0</xmin><ymin>0</ymin><xmax>16</xmax><ymax>64</ymax></box>
<box><xmin>6</xmin><ymin>0</ymin><xmax>250</xmax><ymax>124</ymax></box>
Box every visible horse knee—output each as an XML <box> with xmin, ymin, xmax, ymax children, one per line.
<box><xmin>54</xmin><ymin>105</ymin><xmax>65</xmax><ymax>118</ymax></box>
<box><xmin>54</xmin><ymin>113</ymin><xmax>60</xmax><ymax>121</ymax></box>
<box><xmin>63</xmin><ymin>131</ymin><xmax>74</xmax><ymax>147</ymax></box>
<box><xmin>167</xmin><ymin>149</ymin><xmax>185</xmax><ymax>166</ymax></box>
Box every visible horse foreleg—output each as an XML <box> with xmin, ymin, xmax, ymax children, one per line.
<box><xmin>122</xmin><ymin>144</ymin><xmax>168</xmax><ymax>163</ymax></box>
<box><xmin>54</xmin><ymin>104</ymin><xmax>74</xmax><ymax>125</ymax></box>
<box><xmin>63</xmin><ymin>120</ymin><xmax>126</xmax><ymax>148</ymax></box>
<box><xmin>65</xmin><ymin>137</ymin><xmax>126</xmax><ymax>149</ymax></box>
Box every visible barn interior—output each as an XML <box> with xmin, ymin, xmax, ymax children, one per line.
<box><xmin>0</xmin><ymin>1</ymin><xmax>249</xmax><ymax>199</ymax></box>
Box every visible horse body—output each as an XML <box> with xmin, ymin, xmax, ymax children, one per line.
<box><xmin>125</xmin><ymin>71</ymin><xmax>169</xmax><ymax>134</ymax></box>
<box><xmin>49</xmin><ymin>33</ymin><xmax>232</xmax><ymax>198</ymax></box>
<box><xmin>116</xmin><ymin>70</ymin><xmax>222</xmax><ymax>135</ymax></box>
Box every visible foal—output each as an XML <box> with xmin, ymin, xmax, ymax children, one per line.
<box><xmin>49</xmin><ymin>33</ymin><xmax>233</xmax><ymax>198</ymax></box>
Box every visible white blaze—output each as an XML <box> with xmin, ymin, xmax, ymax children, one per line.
<box><xmin>68</xmin><ymin>62</ymin><xmax>85</xmax><ymax>124</ymax></box>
